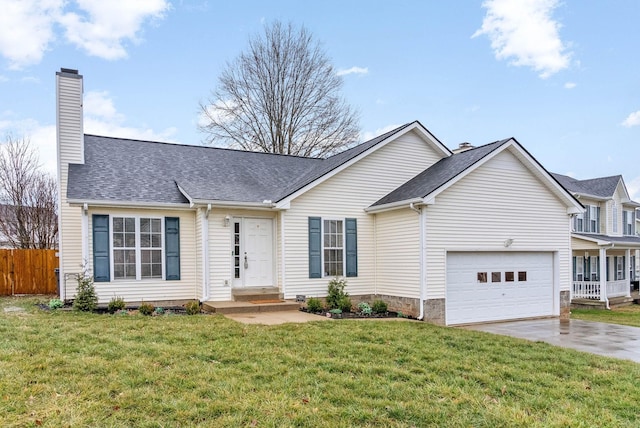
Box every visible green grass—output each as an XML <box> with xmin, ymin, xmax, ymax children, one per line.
<box><xmin>572</xmin><ymin>304</ymin><xmax>640</xmax><ymax>327</ymax></box>
<box><xmin>1</xmin><ymin>296</ymin><xmax>640</xmax><ymax>427</ymax></box>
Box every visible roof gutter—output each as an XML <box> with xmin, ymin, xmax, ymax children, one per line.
<box><xmin>409</xmin><ymin>202</ymin><xmax>426</xmax><ymax>321</ymax></box>
<box><xmin>365</xmin><ymin>198</ymin><xmax>424</xmax><ymax>214</ymax></box>
<box><xmin>68</xmin><ymin>199</ymin><xmax>193</xmax><ymax>209</ymax></box>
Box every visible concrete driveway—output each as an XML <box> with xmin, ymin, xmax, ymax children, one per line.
<box><xmin>465</xmin><ymin>318</ymin><xmax>640</xmax><ymax>363</ymax></box>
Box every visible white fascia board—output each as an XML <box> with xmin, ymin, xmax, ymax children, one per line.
<box><xmin>276</xmin><ymin>122</ymin><xmax>451</xmax><ymax>208</ymax></box>
<box><xmin>567</xmin><ymin>206</ymin><xmax>584</xmax><ymax>215</ymax></box>
<box><xmin>573</xmin><ymin>193</ymin><xmax>609</xmax><ymax>202</ymax></box>
<box><xmin>68</xmin><ymin>199</ymin><xmax>194</xmax><ymax>210</ymax></box>
<box><xmin>364</xmin><ymin>198</ymin><xmax>424</xmax><ymax>214</ymax></box>
<box><xmin>191</xmin><ymin>199</ymin><xmax>279</xmax><ymax>210</ymax></box>
<box><xmin>176</xmin><ymin>183</ymin><xmax>194</xmax><ymax>207</ymax></box>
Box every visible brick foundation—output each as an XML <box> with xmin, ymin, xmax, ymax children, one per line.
<box><xmin>351</xmin><ymin>294</ymin><xmax>420</xmax><ymax>318</ymax></box>
<box><xmin>424</xmin><ymin>298</ymin><xmax>446</xmax><ymax>325</ymax></box>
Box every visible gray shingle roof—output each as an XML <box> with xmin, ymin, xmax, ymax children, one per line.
<box><xmin>371</xmin><ymin>139</ymin><xmax>511</xmax><ymax>207</ymax></box>
<box><xmin>67</xmin><ymin>123</ymin><xmax>421</xmax><ymax>205</ymax></box>
<box><xmin>68</xmin><ymin>135</ymin><xmax>320</xmax><ymax>204</ymax></box>
<box><xmin>551</xmin><ymin>173</ymin><xmax>622</xmax><ymax>199</ymax></box>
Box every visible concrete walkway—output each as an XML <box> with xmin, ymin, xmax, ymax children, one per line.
<box><xmin>223</xmin><ymin>310</ymin><xmax>330</xmax><ymax>325</ymax></box>
<box><xmin>466</xmin><ymin>318</ymin><xmax>640</xmax><ymax>363</ymax></box>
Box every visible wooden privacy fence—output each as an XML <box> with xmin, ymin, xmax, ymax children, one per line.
<box><xmin>0</xmin><ymin>249</ymin><xmax>59</xmax><ymax>295</ymax></box>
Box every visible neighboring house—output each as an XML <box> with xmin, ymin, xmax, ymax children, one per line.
<box><xmin>552</xmin><ymin>173</ymin><xmax>640</xmax><ymax>305</ymax></box>
<box><xmin>56</xmin><ymin>68</ymin><xmax>582</xmax><ymax>325</ymax></box>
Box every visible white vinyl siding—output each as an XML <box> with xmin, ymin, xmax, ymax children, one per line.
<box><xmin>87</xmin><ymin>208</ymin><xmax>197</xmax><ymax>304</ymax></box>
<box><xmin>56</xmin><ymin>72</ymin><xmax>85</xmax><ymax>299</ymax></box>
<box><xmin>283</xmin><ymin>130</ymin><xmax>445</xmax><ymax>299</ymax></box>
<box><xmin>206</xmin><ymin>209</ymin><xmax>277</xmax><ymax>302</ymax></box>
<box><xmin>375</xmin><ymin>209</ymin><xmax>421</xmax><ymax>298</ymax></box>
<box><xmin>425</xmin><ymin>149</ymin><xmax>570</xmax><ymax>306</ymax></box>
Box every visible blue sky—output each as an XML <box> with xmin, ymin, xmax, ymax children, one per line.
<box><xmin>1</xmin><ymin>0</ymin><xmax>639</xmax><ymax>198</ymax></box>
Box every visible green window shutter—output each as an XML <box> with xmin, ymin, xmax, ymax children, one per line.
<box><xmin>345</xmin><ymin>218</ymin><xmax>358</xmax><ymax>277</ymax></box>
<box><xmin>572</xmin><ymin>257</ymin><xmax>576</xmax><ymax>281</ymax></box>
<box><xmin>308</xmin><ymin>217</ymin><xmax>321</xmax><ymax>278</ymax></box>
<box><xmin>165</xmin><ymin>217</ymin><xmax>180</xmax><ymax>280</ymax></box>
<box><xmin>92</xmin><ymin>214</ymin><xmax>110</xmax><ymax>282</ymax></box>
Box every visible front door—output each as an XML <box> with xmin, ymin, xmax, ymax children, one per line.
<box><xmin>232</xmin><ymin>218</ymin><xmax>274</xmax><ymax>287</ymax></box>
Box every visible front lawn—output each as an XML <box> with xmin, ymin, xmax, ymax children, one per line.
<box><xmin>1</xmin><ymin>296</ymin><xmax>639</xmax><ymax>427</ymax></box>
<box><xmin>571</xmin><ymin>304</ymin><xmax>640</xmax><ymax>327</ymax></box>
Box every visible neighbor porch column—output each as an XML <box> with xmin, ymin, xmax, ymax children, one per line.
<box><xmin>626</xmin><ymin>249</ymin><xmax>632</xmax><ymax>297</ymax></box>
<box><xmin>599</xmin><ymin>247</ymin><xmax>607</xmax><ymax>302</ymax></box>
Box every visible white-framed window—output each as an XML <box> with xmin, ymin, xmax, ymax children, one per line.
<box><xmin>590</xmin><ymin>256</ymin><xmax>599</xmax><ymax>281</ymax></box>
<box><xmin>589</xmin><ymin>205</ymin><xmax>599</xmax><ymax>233</ymax></box>
<box><xmin>623</xmin><ymin>210</ymin><xmax>634</xmax><ymax>236</ymax></box>
<box><xmin>615</xmin><ymin>256</ymin><xmax>625</xmax><ymax>281</ymax></box>
<box><xmin>323</xmin><ymin>219</ymin><xmax>344</xmax><ymax>277</ymax></box>
<box><xmin>613</xmin><ymin>203</ymin><xmax>618</xmax><ymax>234</ymax></box>
<box><xmin>574</xmin><ymin>212</ymin><xmax>584</xmax><ymax>232</ymax></box>
<box><xmin>574</xmin><ymin>256</ymin><xmax>584</xmax><ymax>281</ymax></box>
<box><xmin>112</xmin><ymin>216</ymin><xmax>164</xmax><ymax>280</ymax></box>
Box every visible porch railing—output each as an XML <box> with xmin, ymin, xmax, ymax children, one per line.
<box><xmin>572</xmin><ymin>280</ymin><xmax>630</xmax><ymax>300</ymax></box>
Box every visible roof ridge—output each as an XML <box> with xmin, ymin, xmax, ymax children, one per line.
<box><xmin>83</xmin><ymin>134</ymin><xmax>324</xmax><ymax>160</ymax></box>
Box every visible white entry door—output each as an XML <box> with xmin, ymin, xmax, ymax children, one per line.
<box><xmin>232</xmin><ymin>218</ymin><xmax>274</xmax><ymax>287</ymax></box>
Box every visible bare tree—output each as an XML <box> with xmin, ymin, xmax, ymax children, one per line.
<box><xmin>0</xmin><ymin>135</ymin><xmax>58</xmax><ymax>249</ymax></box>
<box><xmin>199</xmin><ymin>21</ymin><xmax>360</xmax><ymax>157</ymax></box>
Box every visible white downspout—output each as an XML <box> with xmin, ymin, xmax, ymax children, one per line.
<box><xmin>81</xmin><ymin>203</ymin><xmax>89</xmax><ymax>272</ymax></box>
<box><xmin>626</xmin><ymin>248</ymin><xmax>632</xmax><ymax>298</ymax></box>
<box><xmin>202</xmin><ymin>204</ymin><xmax>211</xmax><ymax>301</ymax></box>
<box><xmin>410</xmin><ymin>203</ymin><xmax>425</xmax><ymax>320</ymax></box>
<box><xmin>600</xmin><ymin>245</ymin><xmax>612</xmax><ymax>309</ymax></box>
<box><xmin>280</xmin><ymin>211</ymin><xmax>286</xmax><ymax>297</ymax></box>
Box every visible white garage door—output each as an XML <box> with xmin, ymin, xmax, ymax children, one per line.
<box><xmin>446</xmin><ymin>252</ymin><xmax>554</xmax><ymax>325</ymax></box>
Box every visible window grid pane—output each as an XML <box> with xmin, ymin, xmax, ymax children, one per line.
<box><xmin>323</xmin><ymin>220</ymin><xmax>343</xmax><ymax>276</ymax></box>
<box><xmin>112</xmin><ymin>217</ymin><xmax>164</xmax><ymax>280</ymax></box>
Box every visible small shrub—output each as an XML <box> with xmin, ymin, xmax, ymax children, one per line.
<box><xmin>107</xmin><ymin>296</ymin><xmax>126</xmax><ymax>314</ymax></box>
<box><xmin>306</xmin><ymin>297</ymin><xmax>323</xmax><ymax>313</ymax></box>
<box><xmin>138</xmin><ymin>302</ymin><xmax>154</xmax><ymax>316</ymax></box>
<box><xmin>372</xmin><ymin>299</ymin><xmax>388</xmax><ymax>314</ymax></box>
<box><xmin>154</xmin><ymin>307</ymin><xmax>165</xmax><ymax>315</ymax></box>
<box><xmin>73</xmin><ymin>274</ymin><xmax>98</xmax><ymax>312</ymax></box>
<box><xmin>185</xmin><ymin>300</ymin><xmax>200</xmax><ymax>315</ymax></box>
<box><xmin>357</xmin><ymin>302</ymin><xmax>372</xmax><ymax>316</ymax></box>
<box><xmin>338</xmin><ymin>296</ymin><xmax>352</xmax><ymax>313</ymax></box>
<box><xmin>326</xmin><ymin>278</ymin><xmax>349</xmax><ymax>310</ymax></box>
<box><xmin>48</xmin><ymin>298</ymin><xmax>63</xmax><ymax>310</ymax></box>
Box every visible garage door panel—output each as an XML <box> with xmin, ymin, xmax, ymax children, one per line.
<box><xmin>446</xmin><ymin>252</ymin><xmax>553</xmax><ymax>325</ymax></box>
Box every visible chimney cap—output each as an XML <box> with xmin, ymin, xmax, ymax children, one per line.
<box><xmin>59</xmin><ymin>68</ymin><xmax>78</xmax><ymax>74</ymax></box>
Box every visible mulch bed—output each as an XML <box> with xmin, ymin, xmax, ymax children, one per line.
<box><xmin>299</xmin><ymin>308</ymin><xmax>414</xmax><ymax>320</ymax></box>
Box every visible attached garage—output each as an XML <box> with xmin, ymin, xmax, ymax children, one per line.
<box><xmin>446</xmin><ymin>252</ymin><xmax>555</xmax><ymax>325</ymax></box>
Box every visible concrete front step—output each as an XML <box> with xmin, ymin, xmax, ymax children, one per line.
<box><xmin>232</xmin><ymin>287</ymin><xmax>281</xmax><ymax>302</ymax></box>
<box><xmin>571</xmin><ymin>296</ymin><xmax>635</xmax><ymax>310</ymax></box>
<box><xmin>202</xmin><ymin>300</ymin><xmax>300</xmax><ymax>314</ymax></box>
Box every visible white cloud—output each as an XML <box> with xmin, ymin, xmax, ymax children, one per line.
<box><xmin>622</xmin><ymin>110</ymin><xmax>640</xmax><ymax>128</ymax></box>
<box><xmin>360</xmin><ymin>124</ymin><xmax>402</xmax><ymax>142</ymax></box>
<box><xmin>0</xmin><ymin>0</ymin><xmax>169</xmax><ymax>69</ymax></box>
<box><xmin>337</xmin><ymin>66</ymin><xmax>369</xmax><ymax>77</ymax></box>
<box><xmin>84</xmin><ymin>90</ymin><xmax>176</xmax><ymax>141</ymax></box>
<box><xmin>58</xmin><ymin>0</ymin><xmax>170</xmax><ymax>60</ymax></box>
<box><xmin>473</xmin><ymin>0</ymin><xmax>572</xmax><ymax>78</ymax></box>
<box><xmin>0</xmin><ymin>0</ymin><xmax>63</xmax><ymax>69</ymax></box>
<box><xmin>564</xmin><ymin>82</ymin><xmax>576</xmax><ymax>89</ymax></box>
